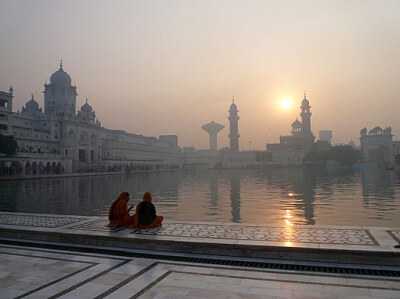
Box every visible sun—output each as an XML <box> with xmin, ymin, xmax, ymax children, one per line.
<box><xmin>280</xmin><ymin>98</ymin><xmax>291</xmax><ymax>110</ymax></box>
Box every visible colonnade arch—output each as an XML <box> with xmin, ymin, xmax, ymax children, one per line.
<box><xmin>0</xmin><ymin>158</ymin><xmax>67</xmax><ymax>176</ymax></box>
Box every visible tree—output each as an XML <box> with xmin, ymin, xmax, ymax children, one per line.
<box><xmin>0</xmin><ymin>134</ymin><xmax>19</xmax><ymax>156</ymax></box>
<box><xmin>304</xmin><ymin>143</ymin><xmax>360</xmax><ymax>166</ymax></box>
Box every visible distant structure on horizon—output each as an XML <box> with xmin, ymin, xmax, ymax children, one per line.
<box><xmin>267</xmin><ymin>92</ymin><xmax>315</xmax><ymax>152</ymax></box>
<box><xmin>228</xmin><ymin>98</ymin><xmax>240</xmax><ymax>152</ymax></box>
<box><xmin>0</xmin><ymin>63</ymin><xmax>182</xmax><ymax>175</ymax></box>
<box><xmin>201</xmin><ymin>121</ymin><xmax>224</xmax><ymax>151</ymax></box>
<box><xmin>185</xmin><ymin>95</ymin><xmax>319</xmax><ymax>169</ymax></box>
<box><xmin>319</xmin><ymin>130</ymin><xmax>332</xmax><ymax>144</ymax></box>
<box><xmin>360</xmin><ymin>126</ymin><xmax>393</xmax><ymax>166</ymax></box>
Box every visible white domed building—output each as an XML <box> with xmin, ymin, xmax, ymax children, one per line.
<box><xmin>0</xmin><ymin>63</ymin><xmax>182</xmax><ymax>175</ymax></box>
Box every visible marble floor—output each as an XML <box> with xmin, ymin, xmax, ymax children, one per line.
<box><xmin>1</xmin><ymin>213</ymin><xmax>399</xmax><ymax>248</ymax></box>
<box><xmin>1</xmin><ymin>244</ymin><xmax>400</xmax><ymax>299</ymax></box>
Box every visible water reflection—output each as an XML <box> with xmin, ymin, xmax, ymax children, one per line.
<box><xmin>1</xmin><ymin>168</ymin><xmax>400</xmax><ymax>226</ymax></box>
<box><xmin>230</xmin><ymin>171</ymin><xmax>241</xmax><ymax>223</ymax></box>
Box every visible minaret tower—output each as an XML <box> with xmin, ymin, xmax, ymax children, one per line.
<box><xmin>228</xmin><ymin>97</ymin><xmax>240</xmax><ymax>152</ymax></box>
<box><xmin>300</xmin><ymin>91</ymin><xmax>315</xmax><ymax>147</ymax></box>
<box><xmin>300</xmin><ymin>91</ymin><xmax>312</xmax><ymax>135</ymax></box>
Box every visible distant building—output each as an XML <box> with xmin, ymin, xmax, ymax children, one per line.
<box><xmin>201</xmin><ymin>121</ymin><xmax>224</xmax><ymax>151</ymax></box>
<box><xmin>266</xmin><ymin>92</ymin><xmax>315</xmax><ymax>164</ymax></box>
<box><xmin>360</xmin><ymin>126</ymin><xmax>393</xmax><ymax>166</ymax></box>
<box><xmin>319</xmin><ymin>130</ymin><xmax>332</xmax><ymax>144</ymax></box>
<box><xmin>0</xmin><ymin>63</ymin><xmax>182</xmax><ymax>175</ymax></box>
<box><xmin>228</xmin><ymin>98</ymin><xmax>240</xmax><ymax>152</ymax></box>
<box><xmin>348</xmin><ymin>139</ymin><xmax>357</xmax><ymax>149</ymax></box>
<box><xmin>183</xmin><ymin>149</ymin><xmax>222</xmax><ymax>169</ymax></box>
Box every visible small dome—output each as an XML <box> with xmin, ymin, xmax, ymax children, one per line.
<box><xmin>301</xmin><ymin>97</ymin><xmax>309</xmax><ymax>107</ymax></box>
<box><xmin>81</xmin><ymin>99</ymin><xmax>92</xmax><ymax>112</ymax></box>
<box><xmin>291</xmin><ymin>119</ymin><xmax>302</xmax><ymax>128</ymax></box>
<box><xmin>26</xmin><ymin>95</ymin><xmax>39</xmax><ymax>110</ymax></box>
<box><xmin>230</xmin><ymin>101</ymin><xmax>238</xmax><ymax>111</ymax></box>
<box><xmin>50</xmin><ymin>63</ymin><xmax>71</xmax><ymax>85</ymax></box>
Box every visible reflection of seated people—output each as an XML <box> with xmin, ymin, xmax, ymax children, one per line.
<box><xmin>132</xmin><ymin>192</ymin><xmax>163</xmax><ymax>229</ymax></box>
<box><xmin>108</xmin><ymin>192</ymin><xmax>135</xmax><ymax>228</ymax></box>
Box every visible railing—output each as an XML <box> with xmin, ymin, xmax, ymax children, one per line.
<box><xmin>17</xmin><ymin>153</ymin><xmax>61</xmax><ymax>158</ymax></box>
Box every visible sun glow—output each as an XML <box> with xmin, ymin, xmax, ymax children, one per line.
<box><xmin>280</xmin><ymin>98</ymin><xmax>292</xmax><ymax>110</ymax></box>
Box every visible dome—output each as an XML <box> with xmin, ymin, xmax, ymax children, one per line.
<box><xmin>291</xmin><ymin>119</ymin><xmax>302</xmax><ymax>128</ymax></box>
<box><xmin>50</xmin><ymin>62</ymin><xmax>71</xmax><ymax>85</ymax></box>
<box><xmin>81</xmin><ymin>99</ymin><xmax>92</xmax><ymax>112</ymax></box>
<box><xmin>301</xmin><ymin>91</ymin><xmax>310</xmax><ymax>107</ymax></box>
<box><xmin>301</xmin><ymin>97</ymin><xmax>309</xmax><ymax>107</ymax></box>
<box><xmin>26</xmin><ymin>95</ymin><xmax>39</xmax><ymax>110</ymax></box>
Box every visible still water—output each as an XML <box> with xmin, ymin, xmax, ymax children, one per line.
<box><xmin>1</xmin><ymin>168</ymin><xmax>400</xmax><ymax>226</ymax></box>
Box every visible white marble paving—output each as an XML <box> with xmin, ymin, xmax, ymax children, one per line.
<box><xmin>0</xmin><ymin>244</ymin><xmax>399</xmax><ymax>298</ymax></box>
<box><xmin>2</xmin><ymin>212</ymin><xmax>400</xmax><ymax>248</ymax></box>
<box><xmin>0</xmin><ymin>213</ymin><xmax>86</xmax><ymax>228</ymax></box>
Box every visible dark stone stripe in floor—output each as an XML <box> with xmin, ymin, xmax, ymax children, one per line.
<box><xmin>387</xmin><ymin>230</ymin><xmax>400</xmax><ymax>244</ymax></box>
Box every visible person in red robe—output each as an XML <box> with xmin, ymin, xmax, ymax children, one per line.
<box><xmin>107</xmin><ymin>192</ymin><xmax>135</xmax><ymax>228</ymax></box>
<box><xmin>131</xmin><ymin>192</ymin><xmax>163</xmax><ymax>229</ymax></box>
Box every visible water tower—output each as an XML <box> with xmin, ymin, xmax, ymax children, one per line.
<box><xmin>202</xmin><ymin>121</ymin><xmax>224</xmax><ymax>151</ymax></box>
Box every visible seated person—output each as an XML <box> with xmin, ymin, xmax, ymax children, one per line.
<box><xmin>132</xmin><ymin>192</ymin><xmax>163</xmax><ymax>229</ymax></box>
<box><xmin>107</xmin><ymin>191</ymin><xmax>135</xmax><ymax>228</ymax></box>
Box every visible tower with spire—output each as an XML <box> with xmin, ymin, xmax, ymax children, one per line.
<box><xmin>43</xmin><ymin>61</ymin><xmax>77</xmax><ymax>119</ymax></box>
<box><xmin>300</xmin><ymin>91</ymin><xmax>315</xmax><ymax>147</ymax></box>
<box><xmin>228</xmin><ymin>97</ymin><xmax>240</xmax><ymax>152</ymax></box>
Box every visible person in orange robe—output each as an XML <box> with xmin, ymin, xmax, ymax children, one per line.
<box><xmin>108</xmin><ymin>192</ymin><xmax>135</xmax><ymax>228</ymax></box>
<box><xmin>131</xmin><ymin>192</ymin><xmax>163</xmax><ymax>229</ymax></box>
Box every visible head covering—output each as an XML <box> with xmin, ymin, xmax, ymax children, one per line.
<box><xmin>118</xmin><ymin>192</ymin><xmax>130</xmax><ymax>201</ymax></box>
<box><xmin>143</xmin><ymin>192</ymin><xmax>152</xmax><ymax>202</ymax></box>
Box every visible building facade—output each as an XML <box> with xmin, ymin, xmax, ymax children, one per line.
<box><xmin>0</xmin><ymin>63</ymin><xmax>182</xmax><ymax>175</ymax></box>
<box><xmin>266</xmin><ymin>93</ymin><xmax>315</xmax><ymax>164</ymax></box>
<box><xmin>360</xmin><ymin>126</ymin><xmax>393</xmax><ymax>166</ymax></box>
<box><xmin>228</xmin><ymin>99</ymin><xmax>240</xmax><ymax>152</ymax></box>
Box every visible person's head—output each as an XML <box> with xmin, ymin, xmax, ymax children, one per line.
<box><xmin>143</xmin><ymin>191</ymin><xmax>152</xmax><ymax>202</ymax></box>
<box><xmin>118</xmin><ymin>192</ymin><xmax>130</xmax><ymax>202</ymax></box>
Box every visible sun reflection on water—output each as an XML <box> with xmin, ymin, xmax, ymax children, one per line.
<box><xmin>284</xmin><ymin>209</ymin><xmax>294</xmax><ymax>246</ymax></box>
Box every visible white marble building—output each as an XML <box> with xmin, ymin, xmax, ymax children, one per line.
<box><xmin>360</xmin><ymin>126</ymin><xmax>393</xmax><ymax>167</ymax></box>
<box><xmin>0</xmin><ymin>63</ymin><xmax>182</xmax><ymax>175</ymax></box>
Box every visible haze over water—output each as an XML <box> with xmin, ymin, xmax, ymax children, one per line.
<box><xmin>1</xmin><ymin>1</ymin><xmax>400</xmax><ymax>149</ymax></box>
<box><xmin>1</xmin><ymin>168</ymin><xmax>400</xmax><ymax>227</ymax></box>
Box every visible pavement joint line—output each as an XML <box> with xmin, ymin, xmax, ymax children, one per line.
<box><xmin>94</xmin><ymin>262</ymin><xmax>160</xmax><ymax>299</ymax></box>
<box><xmin>169</xmin><ymin>269</ymin><xmax>400</xmax><ymax>290</ymax></box>
<box><xmin>131</xmin><ymin>270</ymin><xmax>172</xmax><ymax>299</ymax></box>
<box><xmin>14</xmin><ymin>263</ymin><xmax>96</xmax><ymax>299</ymax></box>
<box><xmin>48</xmin><ymin>259</ymin><xmax>132</xmax><ymax>299</ymax></box>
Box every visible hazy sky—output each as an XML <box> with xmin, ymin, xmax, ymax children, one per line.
<box><xmin>1</xmin><ymin>0</ymin><xmax>399</xmax><ymax>150</ymax></box>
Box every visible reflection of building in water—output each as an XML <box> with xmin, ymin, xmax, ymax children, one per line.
<box><xmin>361</xmin><ymin>169</ymin><xmax>395</xmax><ymax>204</ymax></box>
<box><xmin>277</xmin><ymin>168</ymin><xmax>317</xmax><ymax>225</ymax></box>
<box><xmin>0</xmin><ymin>63</ymin><xmax>182</xmax><ymax>174</ymax></box>
<box><xmin>230</xmin><ymin>171</ymin><xmax>241</xmax><ymax>222</ymax></box>
<box><xmin>209</xmin><ymin>170</ymin><xmax>219</xmax><ymax>208</ymax></box>
<box><xmin>360</xmin><ymin>126</ymin><xmax>393</xmax><ymax>166</ymax></box>
<box><xmin>266</xmin><ymin>92</ymin><xmax>315</xmax><ymax>165</ymax></box>
<box><xmin>8</xmin><ymin>172</ymin><xmax>180</xmax><ymax>216</ymax></box>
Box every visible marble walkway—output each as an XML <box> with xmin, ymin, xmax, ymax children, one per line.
<box><xmin>0</xmin><ymin>212</ymin><xmax>399</xmax><ymax>250</ymax></box>
<box><xmin>1</xmin><ymin>212</ymin><xmax>400</xmax><ymax>298</ymax></box>
<box><xmin>1</xmin><ymin>243</ymin><xmax>400</xmax><ymax>298</ymax></box>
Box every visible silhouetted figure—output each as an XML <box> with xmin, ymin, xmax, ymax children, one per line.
<box><xmin>132</xmin><ymin>192</ymin><xmax>163</xmax><ymax>229</ymax></box>
<box><xmin>107</xmin><ymin>192</ymin><xmax>135</xmax><ymax>228</ymax></box>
